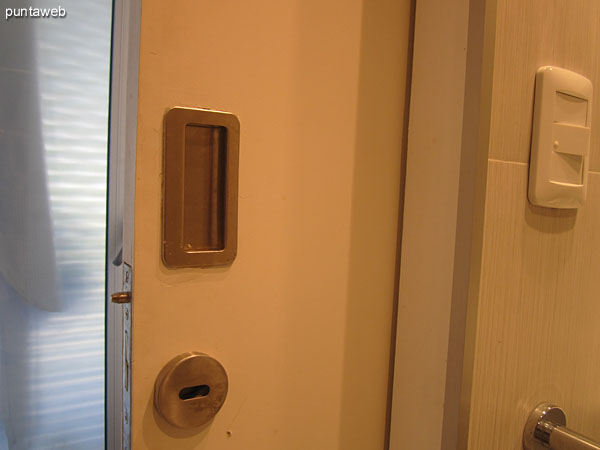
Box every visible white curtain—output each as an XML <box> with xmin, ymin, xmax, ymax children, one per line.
<box><xmin>0</xmin><ymin>0</ymin><xmax>111</xmax><ymax>448</ymax></box>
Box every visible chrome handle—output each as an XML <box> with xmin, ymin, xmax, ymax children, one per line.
<box><xmin>524</xmin><ymin>403</ymin><xmax>600</xmax><ymax>450</ymax></box>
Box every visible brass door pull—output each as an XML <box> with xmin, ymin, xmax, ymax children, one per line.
<box><xmin>163</xmin><ymin>107</ymin><xmax>240</xmax><ymax>268</ymax></box>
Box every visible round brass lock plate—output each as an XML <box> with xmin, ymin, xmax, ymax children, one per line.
<box><xmin>154</xmin><ymin>352</ymin><xmax>228</xmax><ymax>428</ymax></box>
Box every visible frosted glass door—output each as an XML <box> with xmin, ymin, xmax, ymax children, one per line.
<box><xmin>0</xmin><ymin>0</ymin><xmax>112</xmax><ymax>448</ymax></box>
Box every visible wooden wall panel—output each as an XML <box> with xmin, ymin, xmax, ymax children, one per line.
<box><xmin>488</xmin><ymin>0</ymin><xmax>600</xmax><ymax>169</ymax></box>
<box><xmin>464</xmin><ymin>1</ymin><xmax>600</xmax><ymax>447</ymax></box>
<box><xmin>467</xmin><ymin>161</ymin><xmax>600</xmax><ymax>449</ymax></box>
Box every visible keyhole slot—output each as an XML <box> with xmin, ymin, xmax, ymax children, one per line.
<box><xmin>179</xmin><ymin>384</ymin><xmax>211</xmax><ymax>400</ymax></box>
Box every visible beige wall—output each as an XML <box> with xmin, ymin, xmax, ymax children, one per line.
<box><xmin>464</xmin><ymin>0</ymin><xmax>600</xmax><ymax>448</ymax></box>
<box><xmin>131</xmin><ymin>1</ymin><xmax>411</xmax><ymax>449</ymax></box>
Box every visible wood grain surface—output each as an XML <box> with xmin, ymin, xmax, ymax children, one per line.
<box><xmin>467</xmin><ymin>161</ymin><xmax>600</xmax><ymax>449</ymax></box>
<box><xmin>464</xmin><ymin>1</ymin><xmax>600</xmax><ymax>447</ymax></box>
<box><xmin>488</xmin><ymin>0</ymin><xmax>600</xmax><ymax>169</ymax></box>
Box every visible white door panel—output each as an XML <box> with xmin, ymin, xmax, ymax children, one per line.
<box><xmin>129</xmin><ymin>1</ymin><xmax>411</xmax><ymax>449</ymax></box>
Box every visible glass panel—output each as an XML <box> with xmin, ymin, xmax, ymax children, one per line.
<box><xmin>0</xmin><ymin>0</ymin><xmax>112</xmax><ymax>448</ymax></box>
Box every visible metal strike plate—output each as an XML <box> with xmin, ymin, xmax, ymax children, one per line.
<box><xmin>163</xmin><ymin>107</ymin><xmax>240</xmax><ymax>268</ymax></box>
<box><xmin>154</xmin><ymin>352</ymin><xmax>229</xmax><ymax>429</ymax></box>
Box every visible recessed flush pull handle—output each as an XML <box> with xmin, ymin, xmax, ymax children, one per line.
<box><xmin>162</xmin><ymin>107</ymin><xmax>240</xmax><ymax>268</ymax></box>
<box><xmin>523</xmin><ymin>403</ymin><xmax>600</xmax><ymax>450</ymax></box>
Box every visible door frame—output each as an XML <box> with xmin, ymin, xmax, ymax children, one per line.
<box><xmin>389</xmin><ymin>0</ymin><xmax>497</xmax><ymax>448</ymax></box>
<box><xmin>106</xmin><ymin>0</ymin><xmax>141</xmax><ymax>448</ymax></box>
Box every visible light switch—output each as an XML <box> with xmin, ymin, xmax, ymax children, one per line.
<box><xmin>529</xmin><ymin>66</ymin><xmax>593</xmax><ymax>208</ymax></box>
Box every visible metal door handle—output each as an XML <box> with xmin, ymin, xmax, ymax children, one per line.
<box><xmin>524</xmin><ymin>403</ymin><xmax>600</xmax><ymax>450</ymax></box>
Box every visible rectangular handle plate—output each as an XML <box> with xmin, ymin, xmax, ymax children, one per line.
<box><xmin>163</xmin><ymin>107</ymin><xmax>240</xmax><ymax>268</ymax></box>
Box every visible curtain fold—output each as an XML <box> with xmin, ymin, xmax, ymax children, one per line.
<box><xmin>0</xmin><ymin>0</ymin><xmax>111</xmax><ymax>448</ymax></box>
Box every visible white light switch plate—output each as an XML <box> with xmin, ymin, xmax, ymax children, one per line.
<box><xmin>529</xmin><ymin>66</ymin><xmax>593</xmax><ymax>209</ymax></box>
